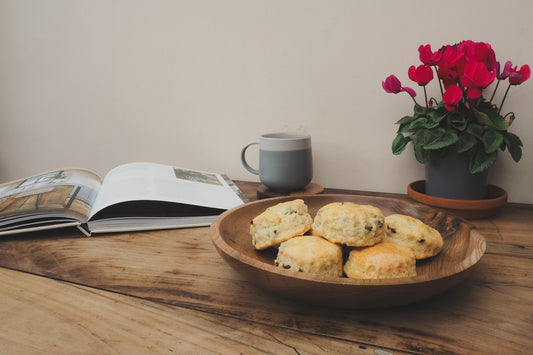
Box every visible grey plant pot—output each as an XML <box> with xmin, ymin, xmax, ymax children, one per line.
<box><xmin>425</xmin><ymin>152</ymin><xmax>488</xmax><ymax>200</ymax></box>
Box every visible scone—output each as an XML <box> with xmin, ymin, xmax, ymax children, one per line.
<box><xmin>383</xmin><ymin>214</ymin><xmax>444</xmax><ymax>259</ymax></box>
<box><xmin>250</xmin><ymin>199</ymin><xmax>313</xmax><ymax>250</ymax></box>
<box><xmin>343</xmin><ymin>243</ymin><xmax>417</xmax><ymax>279</ymax></box>
<box><xmin>311</xmin><ymin>202</ymin><xmax>385</xmax><ymax>247</ymax></box>
<box><xmin>275</xmin><ymin>235</ymin><xmax>343</xmax><ymax>277</ymax></box>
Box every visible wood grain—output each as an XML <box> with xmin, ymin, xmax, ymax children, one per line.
<box><xmin>0</xmin><ymin>181</ymin><xmax>531</xmax><ymax>353</ymax></box>
<box><xmin>0</xmin><ymin>267</ymin><xmax>388</xmax><ymax>354</ymax></box>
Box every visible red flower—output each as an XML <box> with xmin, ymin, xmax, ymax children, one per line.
<box><xmin>460</xmin><ymin>61</ymin><xmax>496</xmax><ymax>99</ymax></box>
<box><xmin>437</xmin><ymin>66</ymin><xmax>459</xmax><ymax>89</ymax></box>
<box><xmin>418</xmin><ymin>44</ymin><xmax>443</xmax><ymax>66</ymax></box>
<box><xmin>443</xmin><ymin>85</ymin><xmax>463</xmax><ymax>111</ymax></box>
<box><xmin>408</xmin><ymin>65</ymin><xmax>433</xmax><ymax>86</ymax></box>
<box><xmin>509</xmin><ymin>64</ymin><xmax>531</xmax><ymax>85</ymax></box>
<box><xmin>460</xmin><ymin>40</ymin><xmax>497</xmax><ymax>71</ymax></box>
<box><xmin>437</xmin><ymin>46</ymin><xmax>466</xmax><ymax>88</ymax></box>
<box><xmin>439</xmin><ymin>46</ymin><xmax>465</xmax><ymax>71</ymax></box>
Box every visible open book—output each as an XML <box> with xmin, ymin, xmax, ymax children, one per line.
<box><xmin>0</xmin><ymin>162</ymin><xmax>247</xmax><ymax>236</ymax></box>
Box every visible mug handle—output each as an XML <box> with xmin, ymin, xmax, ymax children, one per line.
<box><xmin>241</xmin><ymin>141</ymin><xmax>260</xmax><ymax>175</ymax></box>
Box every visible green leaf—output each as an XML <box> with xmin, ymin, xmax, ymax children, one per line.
<box><xmin>482</xmin><ymin>129</ymin><xmax>504</xmax><ymax>153</ymax></box>
<box><xmin>413</xmin><ymin>103</ymin><xmax>426</xmax><ymax>116</ymax></box>
<box><xmin>409</xmin><ymin>130</ymin><xmax>432</xmax><ymax>163</ymax></box>
<box><xmin>424</xmin><ymin>131</ymin><xmax>459</xmax><ymax>150</ymax></box>
<box><xmin>403</xmin><ymin>117</ymin><xmax>430</xmax><ymax>132</ymax></box>
<box><xmin>427</xmin><ymin>107</ymin><xmax>448</xmax><ymax>123</ymax></box>
<box><xmin>410</xmin><ymin>129</ymin><xmax>437</xmax><ymax>146</ymax></box>
<box><xmin>505</xmin><ymin>132</ymin><xmax>523</xmax><ymax>162</ymax></box>
<box><xmin>456</xmin><ymin>133</ymin><xmax>477</xmax><ymax>153</ymax></box>
<box><xmin>466</xmin><ymin>123</ymin><xmax>484</xmax><ymax>139</ymax></box>
<box><xmin>424</xmin><ymin>118</ymin><xmax>441</xmax><ymax>129</ymax></box>
<box><xmin>395</xmin><ymin>115</ymin><xmax>416</xmax><ymax>125</ymax></box>
<box><xmin>473</xmin><ymin>107</ymin><xmax>509</xmax><ymax>131</ymax></box>
<box><xmin>488</xmin><ymin>112</ymin><xmax>509</xmax><ymax>131</ymax></box>
<box><xmin>392</xmin><ymin>133</ymin><xmax>409</xmax><ymax>155</ymax></box>
<box><xmin>472</xmin><ymin>108</ymin><xmax>492</xmax><ymax>127</ymax></box>
<box><xmin>450</xmin><ymin>111</ymin><xmax>468</xmax><ymax>131</ymax></box>
<box><xmin>413</xmin><ymin>144</ymin><xmax>429</xmax><ymax>163</ymax></box>
<box><xmin>469</xmin><ymin>150</ymin><xmax>498</xmax><ymax>174</ymax></box>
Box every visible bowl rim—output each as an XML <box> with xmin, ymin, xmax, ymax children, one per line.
<box><xmin>210</xmin><ymin>194</ymin><xmax>487</xmax><ymax>287</ymax></box>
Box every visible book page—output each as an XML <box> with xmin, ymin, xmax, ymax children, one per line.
<box><xmin>89</xmin><ymin>162</ymin><xmax>244</xmax><ymax>219</ymax></box>
<box><xmin>0</xmin><ymin>168</ymin><xmax>102</xmax><ymax>225</ymax></box>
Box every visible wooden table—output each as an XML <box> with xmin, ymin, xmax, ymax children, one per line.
<box><xmin>0</xmin><ymin>181</ymin><xmax>531</xmax><ymax>354</ymax></box>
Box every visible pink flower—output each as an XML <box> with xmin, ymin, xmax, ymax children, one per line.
<box><xmin>408</xmin><ymin>65</ymin><xmax>434</xmax><ymax>86</ymax></box>
<box><xmin>402</xmin><ymin>86</ymin><xmax>417</xmax><ymax>97</ymax></box>
<box><xmin>509</xmin><ymin>64</ymin><xmax>531</xmax><ymax>85</ymax></box>
<box><xmin>443</xmin><ymin>85</ymin><xmax>463</xmax><ymax>111</ymax></box>
<box><xmin>496</xmin><ymin>61</ymin><xmax>513</xmax><ymax>80</ymax></box>
<box><xmin>382</xmin><ymin>75</ymin><xmax>402</xmax><ymax>93</ymax></box>
<box><xmin>382</xmin><ymin>75</ymin><xmax>417</xmax><ymax>97</ymax></box>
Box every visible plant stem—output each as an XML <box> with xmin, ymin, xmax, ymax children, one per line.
<box><xmin>406</xmin><ymin>92</ymin><xmax>417</xmax><ymax>105</ymax></box>
<box><xmin>489</xmin><ymin>79</ymin><xmax>500</xmax><ymax>103</ymax></box>
<box><xmin>423</xmin><ymin>86</ymin><xmax>428</xmax><ymax>108</ymax></box>
<box><xmin>499</xmin><ymin>83</ymin><xmax>512</xmax><ymax>114</ymax></box>
<box><xmin>434</xmin><ymin>67</ymin><xmax>444</xmax><ymax>97</ymax></box>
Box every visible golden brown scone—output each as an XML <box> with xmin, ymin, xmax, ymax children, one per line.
<box><xmin>343</xmin><ymin>243</ymin><xmax>417</xmax><ymax>279</ymax></box>
<box><xmin>250</xmin><ymin>199</ymin><xmax>313</xmax><ymax>250</ymax></box>
<box><xmin>383</xmin><ymin>214</ymin><xmax>444</xmax><ymax>259</ymax></box>
<box><xmin>311</xmin><ymin>202</ymin><xmax>385</xmax><ymax>247</ymax></box>
<box><xmin>275</xmin><ymin>235</ymin><xmax>343</xmax><ymax>277</ymax></box>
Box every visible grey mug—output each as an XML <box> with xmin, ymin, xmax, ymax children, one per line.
<box><xmin>241</xmin><ymin>132</ymin><xmax>313</xmax><ymax>191</ymax></box>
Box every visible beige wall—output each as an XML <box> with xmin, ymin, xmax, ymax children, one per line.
<box><xmin>1</xmin><ymin>0</ymin><xmax>532</xmax><ymax>203</ymax></box>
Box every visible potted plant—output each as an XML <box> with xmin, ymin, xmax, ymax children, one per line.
<box><xmin>382</xmin><ymin>40</ymin><xmax>529</xmax><ymax>200</ymax></box>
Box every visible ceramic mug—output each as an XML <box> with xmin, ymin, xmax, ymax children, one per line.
<box><xmin>241</xmin><ymin>132</ymin><xmax>313</xmax><ymax>191</ymax></box>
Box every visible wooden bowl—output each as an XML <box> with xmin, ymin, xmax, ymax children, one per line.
<box><xmin>407</xmin><ymin>180</ymin><xmax>508</xmax><ymax>219</ymax></box>
<box><xmin>210</xmin><ymin>194</ymin><xmax>486</xmax><ymax>309</ymax></box>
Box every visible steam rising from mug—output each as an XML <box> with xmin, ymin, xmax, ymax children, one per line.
<box><xmin>241</xmin><ymin>133</ymin><xmax>313</xmax><ymax>192</ymax></box>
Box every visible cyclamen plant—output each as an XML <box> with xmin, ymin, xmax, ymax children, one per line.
<box><xmin>383</xmin><ymin>40</ymin><xmax>529</xmax><ymax>174</ymax></box>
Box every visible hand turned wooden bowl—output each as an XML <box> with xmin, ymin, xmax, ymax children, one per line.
<box><xmin>210</xmin><ymin>194</ymin><xmax>486</xmax><ymax>309</ymax></box>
